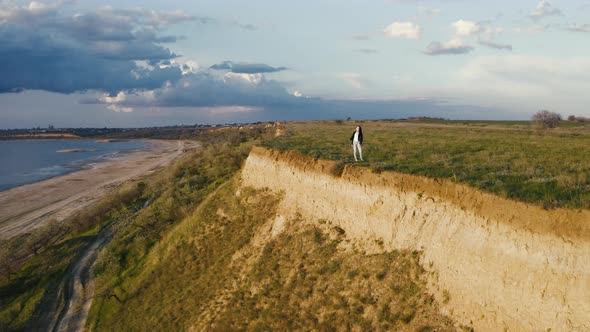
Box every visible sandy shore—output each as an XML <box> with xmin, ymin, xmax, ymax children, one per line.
<box><xmin>0</xmin><ymin>139</ymin><xmax>195</xmax><ymax>240</ymax></box>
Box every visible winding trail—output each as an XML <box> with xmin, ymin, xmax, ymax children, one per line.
<box><xmin>48</xmin><ymin>230</ymin><xmax>110</xmax><ymax>332</ymax></box>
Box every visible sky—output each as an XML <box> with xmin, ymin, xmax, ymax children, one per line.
<box><xmin>1</xmin><ymin>0</ymin><xmax>590</xmax><ymax>128</ymax></box>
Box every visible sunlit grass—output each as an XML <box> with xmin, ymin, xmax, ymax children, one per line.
<box><xmin>263</xmin><ymin>120</ymin><xmax>590</xmax><ymax>209</ymax></box>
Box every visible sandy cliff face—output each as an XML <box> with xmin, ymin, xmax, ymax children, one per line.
<box><xmin>241</xmin><ymin>147</ymin><xmax>590</xmax><ymax>331</ymax></box>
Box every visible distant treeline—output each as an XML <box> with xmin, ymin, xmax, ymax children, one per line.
<box><xmin>567</xmin><ymin>115</ymin><xmax>590</xmax><ymax>123</ymax></box>
<box><xmin>0</xmin><ymin>122</ymin><xmax>277</xmax><ymax>140</ymax></box>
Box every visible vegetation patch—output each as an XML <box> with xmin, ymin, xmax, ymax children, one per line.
<box><xmin>262</xmin><ymin>120</ymin><xmax>590</xmax><ymax>209</ymax></box>
<box><xmin>208</xmin><ymin>225</ymin><xmax>454</xmax><ymax>331</ymax></box>
<box><xmin>0</xmin><ymin>125</ymin><xmax>275</xmax><ymax>331</ymax></box>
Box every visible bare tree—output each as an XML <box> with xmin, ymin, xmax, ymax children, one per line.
<box><xmin>531</xmin><ymin>110</ymin><xmax>562</xmax><ymax>128</ymax></box>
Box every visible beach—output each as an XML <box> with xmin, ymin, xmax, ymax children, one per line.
<box><xmin>0</xmin><ymin>139</ymin><xmax>195</xmax><ymax>239</ymax></box>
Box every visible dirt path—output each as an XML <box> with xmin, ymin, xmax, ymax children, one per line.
<box><xmin>47</xmin><ymin>230</ymin><xmax>110</xmax><ymax>332</ymax></box>
<box><xmin>0</xmin><ymin>139</ymin><xmax>195</xmax><ymax>239</ymax></box>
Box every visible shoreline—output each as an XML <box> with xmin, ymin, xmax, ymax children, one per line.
<box><xmin>0</xmin><ymin>139</ymin><xmax>196</xmax><ymax>240</ymax></box>
<box><xmin>0</xmin><ymin>139</ymin><xmax>147</xmax><ymax>193</ymax></box>
<box><xmin>0</xmin><ymin>133</ymin><xmax>81</xmax><ymax>140</ymax></box>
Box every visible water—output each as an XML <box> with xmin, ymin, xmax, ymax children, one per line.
<box><xmin>0</xmin><ymin>139</ymin><xmax>145</xmax><ymax>191</ymax></box>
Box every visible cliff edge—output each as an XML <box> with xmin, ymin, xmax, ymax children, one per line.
<box><xmin>241</xmin><ymin>146</ymin><xmax>590</xmax><ymax>331</ymax></box>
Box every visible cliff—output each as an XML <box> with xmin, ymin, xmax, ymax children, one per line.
<box><xmin>241</xmin><ymin>146</ymin><xmax>590</xmax><ymax>331</ymax></box>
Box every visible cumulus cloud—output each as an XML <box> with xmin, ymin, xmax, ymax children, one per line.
<box><xmin>448</xmin><ymin>20</ymin><xmax>511</xmax><ymax>52</ymax></box>
<box><xmin>84</xmin><ymin>71</ymin><xmax>301</xmax><ymax>111</ymax></box>
<box><xmin>452</xmin><ymin>20</ymin><xmax>483</xmax><ymax>37</ymax></box>
<box><xmin>384</xmin><ymin>22</ymin><xmax>422</xmax><ymax>39</ymax></box>
<box><xmin>107</xmin><ymin>104</ymin><xmax>134</xmax><ymax>113</ymax></box>
<box><xmin>530</xmin><ymin>0</ymin><xmax>562</xmax><ymax>20</ymax></box>
<box><xmin>339</xmin><ymin>73</ymin><xmax>368</xmax><ymax>89</ymax></box>
<box><xmin>209</xmin><ymin>61</ymin><xmax>287</xmax><ymax>74</ymax></box>
<box><xmin>423</xmin><ymin>39</ymin><xmax>474</xmax><ymax>55</ymax></box>
<box><xmin>0</xmin><ymin>1</ymin><xmax>198</xmax><ymax>94</ymax></box>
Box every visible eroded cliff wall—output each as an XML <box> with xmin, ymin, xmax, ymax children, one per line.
<box><xmin>241</xmin><ymin>147</ymin><xmax>590</xmax><ymax>331</ymax></box>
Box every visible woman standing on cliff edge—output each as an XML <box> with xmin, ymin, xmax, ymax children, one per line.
<box><xmin>349</xmin><ymin>126</ymin><xmax>363</xmax><ymax>162</ymax></box>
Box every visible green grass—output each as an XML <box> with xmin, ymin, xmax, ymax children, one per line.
<box><xmin>263</xmin><ymin>120</ymin><xmax>590</xmax><ymax>209</ymax></box>
<box><xmin>86</xmin><ymin>177</ymin><xmax>454</xmax><ymax>331</ymax></box>
<box><xmin>86</xmin><ymin>178</ymin><xmax>283</xmax><ymax>331</ymax></box>
<box><xmin>82</xmin><ymin>123</ymin><xmax>455</xmax><ymax>331</ymax></box>
<box><xmin>0</xmin><ymin>125</ymin><xmax>275</xmax><ymax>331</ymax></box>
<box><xmin>85</xmin><ymin>126</ymin><xmax>276</xmax><ymax>330</ymax></box>
<box><xmin>6</xmin><ymin>120</ymin><xmax>586</xmax><ymax>330</ymax></box>
<box><xmin>0</xmin><ymin>237</ymin><xmax>90</xmax><ymax>331</ymax></box>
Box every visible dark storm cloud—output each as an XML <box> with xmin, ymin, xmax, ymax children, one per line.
<box><xmin>210</xmin><ymin>61</ymin><xmax>288</xmax><ymax>74</ymax></box>
<box><xmin>0</xmin><ymin>2</ymin><xmax>193</xmax><ymax>94</ymax></box>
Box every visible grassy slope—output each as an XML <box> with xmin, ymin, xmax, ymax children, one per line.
<box><xmin>0</xmin><ymin>126</ymin><xmax>272</xmax><ymax>331</ymax></box>
<box><xmin>0</xmin><ymin>236</ymin><xmax>88</xmax><ymax>331</ymax></box>
<box><xmin>85</xmin><ymin>128</ymin><xmax>277</xmax><ymax>329</ymax></box>
<box><xmin>263</xmin><ymin>120</ymin><xmax>590</xmax><ymax>209</ymax></box>
<box><xmin>0</xmin><ymin>186</ymin><xmax>145</xmax><ymax>332</ymax></box>
<box><xmin>88</xmin><ymin>176</ymin><xmax>456</xmax><ymax>332</ymax></box>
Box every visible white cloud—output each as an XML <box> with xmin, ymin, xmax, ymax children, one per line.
<box><xmin>423</xmin><ymin>39</ymin><xmax>474</xmax><ymax>55</ymax></box>
<box><xmin>384</xmin><ymin>22</ymin><xmax>422</xmax><ymax>39</ymax></box>
<box><xmin>339</xmin><ymin>73</ymin><xmax>367</xmax><ymax>89</ymax></box>
<box><xmin>100</xmin><ymin>91</ymin><xmax>132</xmax><ymax>104</ymax></box>
<box><xmin>530</xmin><ymin>0</ymin><xmax>561</xmax><ymax>20</ymax></box>
<box><xmin>87</xmin><ymin>70</ymin><xmax>298</xmax><ymax>111</ymax></box>
<box><xmin>452</xmin><ymin>20</ymin><xmax>482</xmax><ymax>37</ymax></box>
<box><xmin>449</xmin><ymin>20</ymin><xmax>511</xmax><ymax>52</ymax></box>
<box><xmin>223</xmin><ymin>72</ymin><xmax>264</xmax><ymax>85</ymax></box>
<box><xmin>107</xmin><ymin>104</ymin><xmax>134</xmax><ymax>113</ymax></box>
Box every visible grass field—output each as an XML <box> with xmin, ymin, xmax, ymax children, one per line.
<box><xmin>2</xmin><ymin>120</ymin><xmax>587</xmax><ymax>330</ymax></box>
<box><xmin>263</xmin><ymin>120</ymin><xmax>590</xmax><ymax>209</ymax></box>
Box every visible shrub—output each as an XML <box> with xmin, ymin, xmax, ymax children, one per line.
<box><xmin>330</xmin><ymin>161</ymin><xmax>346</xmax><ymax>177</ymax></box>
<box><xmin>531</xmin><ymin>110</ymin><xmax>562</xmax><ymax>128</ymax></box>
<box><xmin>371</xmin><ymin>164</ymin><xmax>384</xmax><ymax>174</ymax></box>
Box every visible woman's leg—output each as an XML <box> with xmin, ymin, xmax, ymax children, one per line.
<box><xmin>352</xmin><ymin>142</ymin><xmax>358</xmax><ymax>161</ymax></box>
<box><xmin>358</xmin><ymin>143</ymin><xmax>363</xmax><ymax>161</ymax></box>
